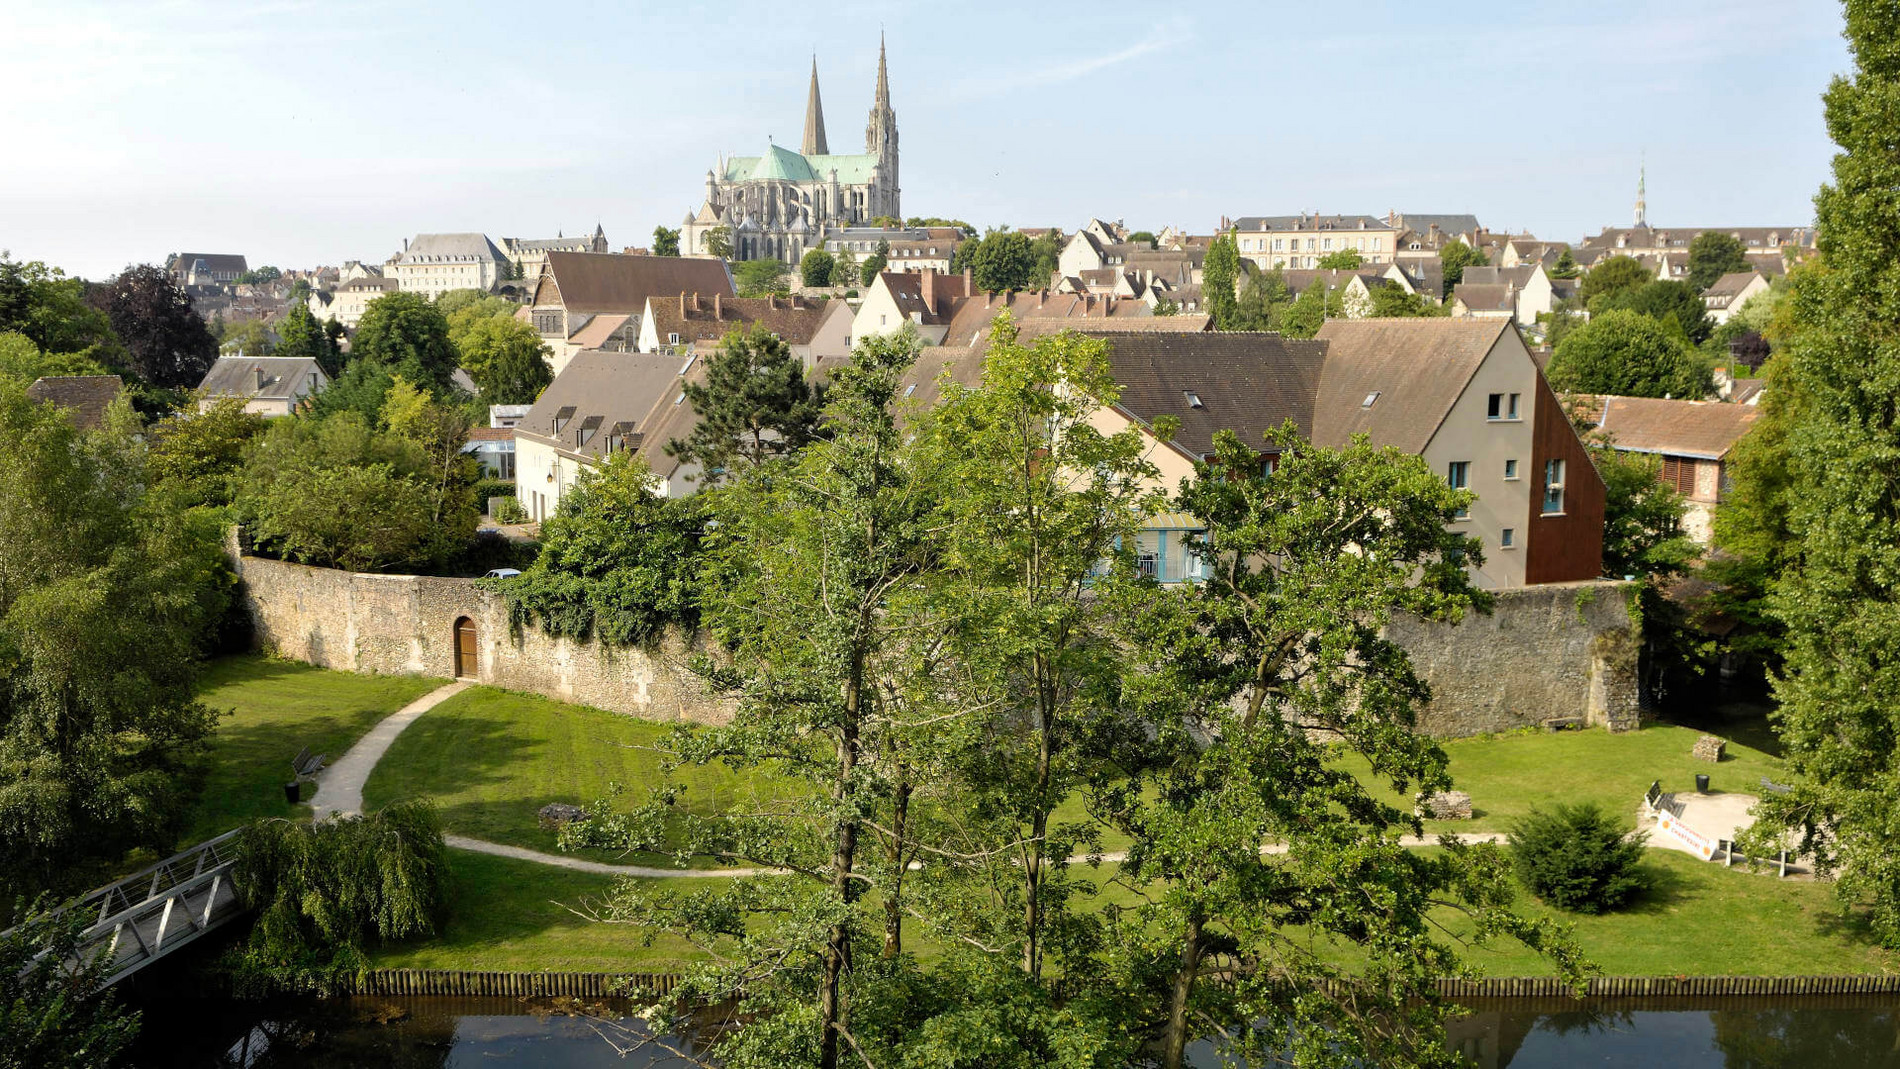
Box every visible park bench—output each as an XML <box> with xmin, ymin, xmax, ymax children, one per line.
<box><xmin>1761</xmin><ymin>776</ymin><xmax>1793</xmax><ymax>795</ymax></box>
<box><xmin>290</xmin><ymin>747</ymin><xmax>327</xmax><ymax>784</ymax></box>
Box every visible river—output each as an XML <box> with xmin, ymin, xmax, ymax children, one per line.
<box><xmin>124</xmin><ymin>993</ymin><xmax>1900</xmax><ymax>1067</ymax></box>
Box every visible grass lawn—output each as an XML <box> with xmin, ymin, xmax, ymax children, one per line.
<box><xmin>361</xmin><ymin>686</ymin><xmax>773</xmax><ymax>867</ymax></box>
<box><xmin>1335</xmin><ymin>722</ymin><xmax>1786</xmax><ymax>835</ymax></box>
<box><xmin>366</xmin><ymin>848</ymin><xmax>721</xmax><ymax>972</ymax></box>
<box><xmin>184</xmin><ymin>657</ymin><xmax>446</xmax><ymax>842</ymax></box>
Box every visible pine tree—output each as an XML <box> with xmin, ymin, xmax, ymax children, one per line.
<box><xmin>1741</xmin><ymin>0</ymin><xmax>1900</xmax><ymax>946</ymax></box>
<box><xmin>665</xmin><ymin>324</ymin><xmax>822</xmax><ymax>480</ymax></box>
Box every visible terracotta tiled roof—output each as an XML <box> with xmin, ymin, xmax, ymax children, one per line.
<box><xmin>1579</xmin><ymin>394</ymin><xmax>1761</xmax><ymax>459</ymax></box>
<box><xmin>25</xmin><ymin>375</ymin><xmax>124</xmax><ymax>430</ymax></box>
<box><xmin>536</xmin><ymin>252</ymin><xmax>733</xmax><ymax>315</ymax></box>
<box><xmin>1311</xmin><ymin>318</ymin><xmax>1514</xmax><ymax>452</ymax></box>
<box><xmin>936</xmin><ymin>291</ymin><xmax>1152</xmax><ymax>347</ymax></box>
<box><xmin>644</xmin><ymin>294</ymin><xmax>831</xmax><ymax>347</ymax></box>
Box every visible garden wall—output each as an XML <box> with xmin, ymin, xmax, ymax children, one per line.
<box><xmin>227</xmin><ymin>534</ymin><xmax>731</xmax><ymax>724</ymax></box>
<box><xmin>1388</xmin><ymin>579</ymin><xmax>1642</xmax><ymax>736</ymax></box>
<box><xmin>228</xmin><ymin>532</ymin><xmax>1637</xmax><ymax>736</ymax></box>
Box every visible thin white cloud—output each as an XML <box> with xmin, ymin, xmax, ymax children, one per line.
<box><xmin>947</xmin><ymin>16</ymin><xmax>1192</xmax><ymax>100</ymax></box>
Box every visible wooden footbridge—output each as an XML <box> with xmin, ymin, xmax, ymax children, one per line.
<box><xmin>18</xmin><ymin>829</ymin><xmax>248</xmax><ymax>987</ymax></box>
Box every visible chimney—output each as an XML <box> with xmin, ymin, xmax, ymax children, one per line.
<box><xmin>679</xmin><ymin>292</ymin><xmax>686</xmax><ymax>316</ymax></box>
<box><xmin>713</xmin><ymin>292</ymin><xmax>721</xmax><ymax>317</ymax></box>
<box><xmin>921</xmin><ymin>269</ymin><xmax>937</xmax><ymax>312</ymax></box>
<box><xmin>692</xmin><ymin>293</ymin><xmax>701</xmax><ymax>312</ymax></box>
<box><xmin>254</xmin><ymin>366</ymin><xmax>266</xmax><ymax>391</ymax></box>
<box><xmin>962</xmin><ymin>267</ymin><xmax>973</xmax><ymax>295</ymax></box>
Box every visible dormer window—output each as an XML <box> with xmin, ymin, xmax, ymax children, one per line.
<box><xmin>576</xmin><ymin>415</ymin><xmax>602</xmax><ymax>447</ymax></box>
<box><xmin>551</xmin><ymin>405</ymin><xmax>576</xmax><ymax>434</ymax></box>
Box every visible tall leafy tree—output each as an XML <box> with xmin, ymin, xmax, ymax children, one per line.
<box><xmin>452</xmin><ymin>315</ymin><xmax>552</xmax><ymax>404</ymax></box>
<box><xmin>666</xmin><ymin>324</ymin><xmax>822</xmax><ymax>479</ymax></box>
<box><xmin>1204</xmin><ymin>231</ymin><xmax>1240</xmax><ymax>329</ymax></box>
<box><xmin>1106</xmin><ymin>426</ymin><xmax>1580</xmax><ymax>1067</ymax></box>
<box><xmin>0</xmin><ymin>253</ymin><xmax>120</xmax><ymax>361</ymax></box>
<box><xmin>350</xmin><ymin>291</ymin><xmax>460</xmax><ymax>394</ymax></box>
<box><xmin>1439</xmin><ymin>242</ymin><xmax>1489</xmax><ymax>296</ymax></box>
<box><xmin>1687</xmin><ymin>231</ymin><xmax>1751</xmax><ymax>290</ymax></box>
<box><xmin>1545</xmin><ymin>308</ymin><xmax>1713</xmax><ymax>398</ymax></box>
<box><xmin>1316</xmin><ymin>248</ymin><xmax>1364</xmax><ymax>269</ymax></box>
<box><xmin>0</xmin><ymin>382</ymin><xmax>229</xmax><ymax>896</ymax></box>
<box><xmin>1592</xmin><ymin>279</ymin><xmax>1714</xmax><ymax>343</ymax></box>
<box><xmin>87</xmin><ymin>263</ymin><xmax>217</xmax><ymax>387</ymax></box>
<box><xmin>704</xmin><ymin>226</ymin><xmax>734</xmax><ymax>260</ymax></box>
<box><xmin>970</xmin><ymin>230</ymin><xmax>1035</xmax><ymax>292</ymax></box>
<box><xmin>147</xmin><ymin>396</ymin><xmax>268</xmax><ymax>509</ymax></box>
<box><xmin>0</xmin><ymin>902</ymin><xmax>141</xmax><ymax>1066</ymax></box>
<box><xmin>1550</xmin><ymin>247</ymin><xmax>1582</xmax><ymax>279</ymax></box>
<box><xmin>800</xmin><ymin>248</ymin><xmax>837</xmax><ymax>287</ymax></box>
<box><xmin>652</xmin><ymin>225</ymin><xmax>681</xmax><ymax>257</ymax></box>
<box><xmin>1740</xmin><ymin>1</ymin><xmax>1900</xmax><ymax>946</ymax></box>
<box><xmin>1579</xmin><ymin>255</ymin><xmax>1653</xmax><ymax>308</ymax></box>
<box><xmin>274</xmin><ymin>299</ymin><xmax>339</xmax><ymax>377</ymax></box>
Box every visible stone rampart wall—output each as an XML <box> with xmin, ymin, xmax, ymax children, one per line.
<box><xmin>1388</xmin><ymin>579</ymin><xmax>1641</xmax><ymax>736</ymax></box>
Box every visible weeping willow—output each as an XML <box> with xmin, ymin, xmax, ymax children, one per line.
<box><xmin>230</xmin><ymin>800</ymin><xmax>446</xmax><ymax>993</ymax></box>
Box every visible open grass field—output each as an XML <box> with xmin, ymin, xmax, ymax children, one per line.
<box><xmin>185</xmin><ymin>657</ymin><xmax>446</xmax><ymax>842</ymax></box>
<box><xmin>365</xmin><ymin>849</ymin><xmax>724</xmax><ymax>972</ymax></box>
<box><xmin>1334</xmin><ymin>722</ymin><xmax>1787</xmax><ymax>835</ymax></box>
<box><xmin>361</xmin><ymin>686</ymin><xmax>775</xmax><ymax>867</ymax></box>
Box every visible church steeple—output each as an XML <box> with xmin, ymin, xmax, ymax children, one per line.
<box><xmin>1634</xmin><ymin>163</ymin><xmax>1648</xmax><ymax>228</ymax></box>
<box><xmin>865</xmin><ymin>33</ymin><xmax>898</xmax><ymax>182</ymax></box>
<box><xmin>802</xmin><ymin>55</ymin><xmax>829</xmax><ymax>156</ymax></box>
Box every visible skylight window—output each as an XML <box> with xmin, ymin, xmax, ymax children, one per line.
<box><xmin>1184</xmin><ymin>390</ymin><xmax>1204</xmax><ymax>409</ymax></box>
<box><xmin>1362</xmin><ymin>392</ymin><xmax>1380</xmax><ymax>408</ymax></box>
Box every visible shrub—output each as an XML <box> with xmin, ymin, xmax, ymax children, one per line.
<box><xmin>474</xmin><ymin>476</ymin><xmax>516</xmax><ymax>502</ymax></box>
<box><xmin>494</xmin><ymin>497</ymin><xmax>528</xmax><ymax>524</ymax></box>
<box><xmin>1509</xmin><ymin>803</ymin><xmax>1649</xmax><ymax>913</ymax></box>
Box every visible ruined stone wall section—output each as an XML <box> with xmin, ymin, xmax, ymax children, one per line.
<box><xmin>1387</xmin><ymin>579</ymin><xmax>1641</xmax><ymax>737</ymax></box>
<box><xmin>230</xmin><ymin>546</ymin><xmax>732</xmax><ymax>724</ymax></box>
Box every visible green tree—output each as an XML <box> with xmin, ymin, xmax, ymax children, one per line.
<box><xmin>969</xmin><ymin>230</ymin><xmax>1036</xmax><ymax>292</ymax></box>
<box><xmin>432</xmin><ymin>288</ymin><xmax>507</xmax><ymax>319</ymax></box>
<box><xmin>704</xmin><ymin>226</ymin><xmax>734</xmax><ymax>260</ymax></box>
<box><xmin>1278</xmin><ymin>277</ymin><xmax>1344</xmax><ymax>338</ymax></box>
<box><xmin>1551</xmin><ymin>247</ymin><xmax>1582</xmax><ymax>279</ymax></box>
<box><xmin>1127</xmin><ymin>230</ymin><xmax>1157</xmax><ymax>247</ymax></box>
<box><xmin>235</xmin><ymin>266</ymin><xmax>282</xmax><ymax>285</ymax></box>
<box><xmin>0</xmin><ymin>902</ymin><xmax>141</xmax><ymax>1066</ymax></box>
<box><xmin>652</xmin><ymin>225</ymin><xmax>681</xmax><ymax>257</ymax></box>
<box><xmin>498</xmin><ymin>452</ymin><xmax>704</xmax><ymax>645</ymax></box>
<box><xmin>1028</xmin><ymin>228</ymin><xmax>1064</xmax><ymax>284</ymax></box>
<box><xmin>666</xmin><ymin>324</ymin><xmax>822</xmax><ymax>479</ymax></box>
<box><xmin>868</xmin><ymin>214</ymin><xmax>903</xmax><ymax>228</ymax></box>
<box><xmin>217</xmin><ymin>318</ymin><xmax>273</xmax><ymax>356</ymax></box>
<box><xmin>1439</xmin><ymin>242</ymin><xmax>1489</xmax><ymax>296</ymax></box>
<box><xmin>1204</xmin><ymin>231</ymin><xmax>1240</xmax><ymax>329</ymax></box>
<box><xmin>1592</xmin><ymin>447</ymin><xmax>1700</xmax><ymax>580</ymax></box>
<box><xmin>567</xmin><ymin>331</ymin><xmax>943</xmax><ymax>1069</ymax></box>
<box><xmin>1111</xmin><ymin>425</ymin><xmax>1579</xmax><ymax>1067</ymax></box>
<box><xmin>1709</xmin><ymin>348</ymin><xmax>1808</xmax><ymax>660</ymax></box>
<box><xmin>147</xmin><ymin>396</ymin><xmax>268</xmax><ymax>508</ymax></box>
<box><xmin>0</xmin><ymin>382</ymin><xmax>230</xmax><ymax>896</ymax></box>
<box><xmin>735</xmin><ymin>258</ymin><xmax>789</xmax><ymax>298</ymax></box>
<box><xmin>1316</xmin><ymin>248</ymin><xmax>1364</xmax><ymax>269</ymax></box>
<box><xmin>0</xmin><ymin>253</ymin><xmax>120</xmax><ymax>363</ymax></box>
<box><xmin>800</xmin><ymin>248</ymin><xmax>837</xmax><ymax>288</ymax></box>
<box><xmin>830</xmin><ymin>249</ymin><xmax>859</xmax><ymax>288</ymax></box>
<box><xmin>351</xmin><ymin>291</ymin><xmax>460</xmax><ymax>394</ymax></box>
<box><xmin>1592</xmin><ymin>279</ymin><xmax>1714</xmax><ymax>343</ymax></box>
<box><xmin>1367</xmin><ymin>280</ymin><xmax>1449</xmax><ymax>317</ymax></box>
<box><xmin>905</xmin><ymin>217</ymin><xmax>978</xmax><ymax>237</ymax></box>
<box><xmin>89</xmin><ymin>263</ymin><xmax>218</xmax><ymax>387</ymax></box>
<box><xmin>1687</xmin><ymin>231</ymin><xmax>1751</xmax><ymax>290</ymax></box>
<box><xmin>452</xmin><ymin>314</ymin><xmax>552</xmax><ymax>404</ymax></box>
<box><xmin>1545</xmin><ymin>308</ymin><xmax>1713</xmax><ymax>398</ymax></box>
<box><xmin>274</xmin><ymin>299</ymin><xmax>339</xmax><ymax>376</ymax></box>
<box><xmin>1233</xmin><ymin>265</ymin><xmax>1288</xmax><ymax>331</ymax></box>
<box><xmin>1579</xmin><ymin>254</ymin><xmax>1654</xmax><ymax>307</ymax></box>
<box><xmin>859</xmin><ymin>249</ymin><xmax>888</xmax><ymax>286</ymax></box>
<box><xmin>0</xmin><ymin>331</ymin><xmax>111</xmax><ymax>386</ymax></box>
<box><xmin>1737</xmin><ymin>2</ymin><xmax>1900</xmax><ymax>946</ymax></box>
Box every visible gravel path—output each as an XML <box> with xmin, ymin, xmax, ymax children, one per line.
<box><xmin>309</xmin><ymin>681</ymin><xmax>470</xmax><ymax>820</ymax></box>
<box><xmin>443</xmin><ymin>835</ymin><xmax>775</xmax><ymax>878</ymax></box>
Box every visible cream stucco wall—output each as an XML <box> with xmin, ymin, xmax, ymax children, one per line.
<box><xmin>850</xmin><ymin>279</ymin><xmax>948</xmax><ymax>344</ymax></box>
<box><xmin>1236</xmin><ymin>226</ymin><xmax>1399</xmax><ymax>270</ymax></box>
<box><xmin>1417</xmin><ymin>334</ymin><xmax>1540</xmax><ymax>589</ymax></box>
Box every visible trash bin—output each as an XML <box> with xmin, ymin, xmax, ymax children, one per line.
<box><xmin>284</xmin><ymin>781</ymin><xmax>301</xmax><ymax>805</ymax></box>
<box><xmin>1695</xmin><ymin>774</ymin><xmax>1710</xmax><ymax>793</ymax></box>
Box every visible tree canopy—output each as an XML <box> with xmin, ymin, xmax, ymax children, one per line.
<box><xmin>966</xmin><ymin>229</ymin><xmax>1038</xmax><ymax>292</ymax></box>
<box><xmin>1439</xmin><ymin>242</ymin><xmax>1489</xmax><ymax>296</ymax></box>
<box><xmin>1687</xmin><ymin>231</ymin><xmax>1750</xmax><ymax>290</ymax></box>
<box><xmin>1316</xmin><ymin>248</ymin><xmax>1364</xmax><ymax>269</ymax></box>
<box><xmin>1204</xmin><ymin>232</ymin><xmax>1240</xmax><ymax>329</ymax></box>
<box><xmin>87</xmin><ymin>263</ymin><xmax>217</xmax><ymax>388</ymax></box>
<box><xmin>665</xmin><ymin>324</ymin><xmax>822</xmax><ymax>479</ymax></box>
<box><xmin>1579</xmin><ymin>255</ymin><xmax>1653</xmax><ymax>307</ymax></box>
<box><xmin>1591</xmin><ymin>279</ymin><xmax>1714</xmax><ymax>343</ymax></box>
<box><xmin>1545</xmin><ymin>308</ymin><xmax>1713</xmax><ymax>399</ymax></box>
<box><xmin>452</xmin><ymin>314</ymin><xmax>551</xmax><ymax>405</ymax></box>
<box><xmin>800</xmin><ymin>248</ymin><xmax>836</xmax><ymax>288</ymax></box>
<box><xmin>735</xmin><ymin>259</ymin><xmax>789</xmax><ymax>298</ymax></box>
<box><xmin>350</xmin><ymin>291</ymin><xmax>460</xmax><ymax>395</ymax></box>
<box><xmin>652</xmin><ymin>225</ymin><xmax>681</xmax><ymax>257</ymax></box>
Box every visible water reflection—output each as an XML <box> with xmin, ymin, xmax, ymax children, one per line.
<box><xmin>127</xmin><ymin>994</ymin><xmax>1900</xmax><ymax>1068</ymax></box>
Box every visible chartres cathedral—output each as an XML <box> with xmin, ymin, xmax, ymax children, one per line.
<box><xmin>681</xmin><ymin>38</ymin><xmax>900</xmax><ymax>264</ymax></box>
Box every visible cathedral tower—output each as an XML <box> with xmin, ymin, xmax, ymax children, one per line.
<box><xmin>865</xmin><ymin>34</ymin><xmax>898</xmax><ymax>206</ymax></box>
<box><xmin>802</xmin><ymin>56</ymin><xmax>829</xmax><ymax>156</ymax></box>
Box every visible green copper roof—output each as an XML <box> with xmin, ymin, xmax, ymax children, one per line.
<box><xmin>722</xmin><ymin>145</ymin><xmax>883</xmax><ymax>186</ymax></box>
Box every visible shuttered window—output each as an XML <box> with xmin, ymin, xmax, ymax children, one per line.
<box><xmin>1661</xmin><ymin>456</ymin><xmax>1697</xmax><ymax>495</ymax></box>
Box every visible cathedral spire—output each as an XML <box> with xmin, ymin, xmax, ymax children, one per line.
<box><xmin>1634</xmin><ymin>162</ymin><xmax>1648</xmax><ymax>228</ymax></box>
<box><xmin>875</xmin><ymin>33</ymin><xmax>890</xmax><ymax>113</ymax></box>
<box><xmin>802</xmin><ymin>55</ymin><xmax>829</xmax><ymax>156</ymax></box>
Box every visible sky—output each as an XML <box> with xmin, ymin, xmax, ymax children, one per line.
<box><xmin>0</xmin><ymin>0</ymin><xmax>1854</xmax><ymax>280</ymax></box>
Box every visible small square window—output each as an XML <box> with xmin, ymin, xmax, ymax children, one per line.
<box><xmin>1500</xmin><ymin>528</ymin><xmax>1516</xmax><ymax>548</ymax></box>
<box><xmin>1487</xmin><ymin>393</ymin><xmax>1502</xmax><ymax>419</ymax></box>
<box><xmin>1504</xmin><ymin>459</ymin><xmax>1519</xmax><ymax>480</ymax></box>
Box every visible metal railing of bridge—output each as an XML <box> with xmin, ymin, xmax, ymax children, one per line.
<box><xmin>49</xmin><ymin>829</ymin><xmax>247</xmax><ymax>986</ymax></box>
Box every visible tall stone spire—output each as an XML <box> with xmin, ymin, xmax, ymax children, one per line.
<box><xmin>802</xmin><ymin>55</ymin><xmax>829</xmax><ymax>156</ymax></box>
<box><xmin>1634</xmin><ymin>163</ymin><xmax>1648</xmax><ymax>228</ymax></box>
<box><xmin>865</xmin><ymin>33</ymin><xmax>898</xmax><ymax>202</ymax></box>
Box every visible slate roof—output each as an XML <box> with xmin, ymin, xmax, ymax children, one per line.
<box><xmin>1387</xmin><ymin>214</ymin><xmax>1483</xmax><ymax>240</ymax></box>
<box><xmin>1576</xmin><ymin>394</ymin><xmax>1762</xmax><ymax>459</ymax></box>
<box><xmin>1230</xmin><ymin>214</ymin><xmax>1390</xmax><ymax>233</ymax></box>
<box><xmin>1704</xmin><ymin>271</ymin><xmax>1764</xmax><ymax>300</ymax></box>
<box><xmin>644</xmin><ymin>294</ymin><xmax>831</xmax><ymax>347</ymax></box>
<box><xmin>1087</xmin><ymin>332</ymin><xmax>1328</xmax><ymax>458</ymax></box>
<box><xmin>170</xmin><ymin>253</ymin><xmax>249</xmax><ymax>275</ymax></box>
<box><xmin>535</xmin><ymin>252</ymin><xmax>733</xmax><ymax>315</ymax></box>
<box><xmin>25</xmin><ymin>376</ymin><xmax>124</xmax><ymax>430</ymax></box>
<box><xmin>198</xmin><ymin>356</ymin><xmax>326</xmax><ymax>402</ymax></box>
<box><xmin>1452</xmin><ymin>283</ymin><xmax>1516</xmax><ymax>314</ymax></box>
<box><xmin>395</xmin><ymin>233</ymin><xmax>508</xmax><ymax>263</ymax></box>
<box><xmin>1311</xmin><ymin>319</ymin><xmax>1514</xmax><ymax>452</ymax></box>
<box><xmin>518</xmin><ymin>350</ymin><xmax>706</xmax><ymax>478</ymax></box>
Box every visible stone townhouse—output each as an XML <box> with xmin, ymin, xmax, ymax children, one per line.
<box><xmin>1574</xmin><ymin>394</ymin><xmax>1761</xmax><ymax>545</ymax></box>
<box><xmin>1222</xmin><ymin>213</ymin><xmax>1402</xmax><ymax>270</ymax></box>
<box><xmin>311</xmin><ymin>275</ymin><xmax>398</xmax><ymax>328</ymax></box>
<box><xmin>387</xmin><ymin>233</ymin><xmax>512</xmax><ymax>299</ymax></box>
<box><xmin>527</xmin><ymin>252</ymin><xmax>734</xmax><ymax>374</ymax></box>
<box><xmin>501</xmin><ymin>227</ymin><xmax>609</xmax><ymax>280</ymax></box>
<box><xmin>165</xmin><ymin>252</ymin><xmax>248</xmax><ymax>290</ymax></box>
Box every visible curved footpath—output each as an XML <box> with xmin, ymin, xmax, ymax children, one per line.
<box><xmin>313</xmin><ymin>683</ymin><xmax>1766</xmax><ymax>879</ymax></box>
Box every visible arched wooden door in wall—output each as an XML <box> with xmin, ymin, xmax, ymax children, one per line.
<box><xmin>454</xmin><ymin>617</ymin><xmax>477</xmax><ymax>679</ymax></box>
